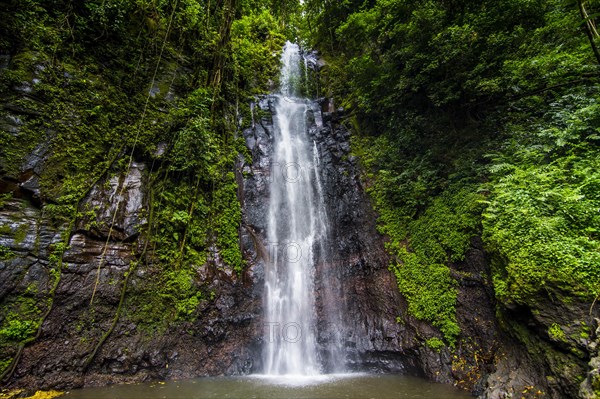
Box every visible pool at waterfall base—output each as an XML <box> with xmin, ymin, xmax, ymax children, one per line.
<box><xmin>63</xmin><ymin>373</ymin><xmax>471</xmax><ymax>398</ymax></box>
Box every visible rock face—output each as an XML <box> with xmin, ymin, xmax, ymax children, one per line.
<box><xmin>0</xmin><ymin>163</ymin><xmax>262</xmax><ymax>390</ymax></box>
<box><xmin>0</xmin><ymin>53</ymin><xmax>264</xmax><ymax>391</ymax></box>
<box><xmin>1</xmin><ymin>69</ymin><xmax>598</xmax><ymax>399</ymax></box>
<box><xmin>239</xmin><ymin>96</ymin><xmax>414</xmax><ymax>374</ymax></box>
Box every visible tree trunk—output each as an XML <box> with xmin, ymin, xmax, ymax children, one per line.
<box><xmin>208</xmin><ymin>0</ymin><xmax>237</xmax><ymax>92</ymax></box>
<box><xmin>578</xmin><ymin>0</ymin><xmax>600</xmax><ymax>65</ymax></box>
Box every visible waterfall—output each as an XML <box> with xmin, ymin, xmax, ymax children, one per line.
<box><xmin>262</xmin><ymin>42</ymin><xmax>344</xmax><ymax>376</ymax></box>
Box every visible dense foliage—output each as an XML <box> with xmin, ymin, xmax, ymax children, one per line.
<box><xmin>306</xmin><ymin>0</ymin><xmax>600</xmax><ymax>345</ymax></box>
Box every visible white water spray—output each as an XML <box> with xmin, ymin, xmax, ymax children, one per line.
<box><xmin>263</xmin><ymin>42</ymin><xmax>343</xmax><ymax>376</ymax></box>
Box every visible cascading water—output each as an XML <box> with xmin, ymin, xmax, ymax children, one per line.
<box><xmin>262</xmin><ymin>42</ymin><xmax>344</xmax><ymax>376</ymax></box>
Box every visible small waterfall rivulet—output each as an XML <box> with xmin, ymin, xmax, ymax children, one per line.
<box><xmin>262</xmin><ymin>42</ymin><xmax>345</xmax><ymax>376</ymax></box>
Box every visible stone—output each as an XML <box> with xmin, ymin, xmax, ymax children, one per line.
<box><xmin>240</xmin><ymin>95</ymin><xmax>417</xmax><ymax>374</ymax></box>
<box><xmin>78</xmin><ymin>162</ymin><xmax>146</xmax><ymax>241</ymax></box>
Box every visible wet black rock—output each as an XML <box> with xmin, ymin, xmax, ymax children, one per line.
<box><xmin>240</xmin><ymin>95</ymin><xmax>422</xmax><ymax>374</ymax></box>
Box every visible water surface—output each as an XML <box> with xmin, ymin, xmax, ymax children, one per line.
<box><xmin>64</xmin><ymin>374</ymin><xmax>471</xmax><ymax>399</ymax></box>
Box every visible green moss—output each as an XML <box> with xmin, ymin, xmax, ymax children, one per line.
<box><xmin>0</xmin><ymin>318</ymin><xmax>38</xmax><ymax>342</ymax></box>
<box><xmin>0</xmin><ymin>245</ymin><xmax>14</xmax><ymax>260</ymax></box>
<box><xmin>0</xmin><ymin>221</ymin><xmax>30</xmax><ymax>244</ymax></box>
<box><xmin>48</xmin><ymin>242</ymin><xmax>68</xmax><ymax>267</ymax></box>
<box><xmin>592</xmin><ymin>373</ymin><xmax>600</xmax><ymax>394</ymax></box>
<box><xmin>0</xmin><ymin>192</ymin><xmax>12</xmax><ymax>209</ymax></box>
<box><xmin>213</xmin><ymin>173</ymin><xmax>244</xmax><ymax>273</ymax></box>
<box><xmin>548</xmin><ymin>323</ymin><xmax>567</xmax><ymax>343</ymax></box>
<box><xmin>0</xmin><ymin>289</ymin><xmax>43</xmax><ymax>348</ymax></box>
<box><xmin>425</xmin><ymin>337</ymin><xmax>445</xmax><ymax>352</ymax></box>
<box><xmin>0</xmin><ymin>224</ymin><xmax>11</xmax><ymax>235</ymax></box>
<box><xmin>570</xmin><ymin>347</ymin><xmax>586</xmax><ymax>358</ymax></box>
<box><xmin>0</xmin><ymin>357</ymin><xmax>11</xmax><ymax>375</ymax></box>
<box><xmin>366</xmin><ymin>177</ymin><xmax>484</xmax><ymax>345</ymax></box>
<box><xmin>123</xmin><ymin>261</ymin><xmax>207</xmax><ymax>332</ymax></box>
<box><xmin>13</xmin><ymin>223</ymin><xmax>29</xmax><ymax>244</ymax></box>
<box><xmin>579</xmin><ymin>322</ymin><xmax>591</xmax><ymax>340</ymax></box>
<box><xmin>390</xmin><ymin>249</ymin><xmax>459</xmax><ymax>345</ymax></box>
